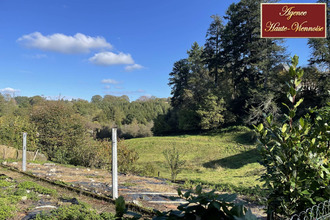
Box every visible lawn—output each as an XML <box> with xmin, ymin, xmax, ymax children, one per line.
<box><xmin>125</xmin><ymin>127</ymin><xmax>264</xmax><ymax>193</ymax></box>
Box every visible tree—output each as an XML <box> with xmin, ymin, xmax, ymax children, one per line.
<box><xmin>31</xmin><ymin>101</ymin><xmax>87</xmax><ymax>163</ymax></box>
<box><xmin>197</xmin><ymin>93</ymin><xmax>226</xmax><ymax>130</ymax></box>
<box><xmin>168</xmin><ymin>59</ymin><xmax>190</xmax><ymax>108</ymax></box>
<box><xmin>222</xmin><ymin>0</ymin><xmax>287</xmax><ymax>122</ymax></box>
<box><xmin>308</xmin><ymin>0</ymin><xmax>330</xmax><ymax>71</ymax></box>
<box><xmin>203</xmin><ymin>15</ymin><xmax>225</xmax><ymax>87</ymax></box>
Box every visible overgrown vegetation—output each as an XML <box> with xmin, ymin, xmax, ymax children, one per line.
<box><xmin>0</xmin><ymin>175</ymin><xmax>57</xmax><ymax>219</ymax></box>
<box><xmin>0</xmin><ymin>173</ymin><xmax>142</xmax><ymax>219</ymax></box>
<box><xmin>255</xmin><ymin>56</ymin><xmax>330</xmax><ymax>218</ymax></box>
<box><xmin>35</xmin><ymin>203</ymin><xmax>116</xmax><ymax>220</ymax></box>
<box><xmin>154</xmin><ymin>185</ymin><xmax>257</xmax><ymax>219</ymax></box>
<box><xmin>0</xmin><ymin>94</ymin><xmax>169</xmax><ymax>166</ymax></box>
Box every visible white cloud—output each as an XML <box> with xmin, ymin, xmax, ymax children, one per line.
<box><xmin>0</xmin><ymin>87</ymin><xmax>20</xmax><ymax>94</ymax></box>
<box><xmin>125</xmin><ymin>64</ymin><xmax>144</xmax><ymax>72</ymax></box>
<box><xmin>17</xmin><ymin>32</ymin><xmax>112</xmax><ymax>54</ymax></box>
<box><xmin>89</xmin><ymin>52</ymin><xmax>134</xmax><ymax>66</ymax></box>
<box><xmin>101</xmin><ymin>79</ymin><xmax>119</xmax><ymax>84</ymax></box>
<box><xmin>23</xmin><ymin>54</ymin><xmax>47</xmax><ymax>59</ymax></box>
<box><xmin>105</xmin><ymin>89</ymin><xmax>145</xmax><ymax>95</ymax></box>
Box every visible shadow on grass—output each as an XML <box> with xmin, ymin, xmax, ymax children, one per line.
<box><xmin>233</xmin><ymin>131</ymin><xmax>257</xmax><ymax>145</ymax></box>
<box><xmin>203</xmin><ymin>148</ymin><xmax>260</xmax><ymax>169</ymax></box>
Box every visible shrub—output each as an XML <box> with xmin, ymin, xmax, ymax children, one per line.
<box><xmin>154</xmin><ymin>185</ymin><xmax>257</xmax><ymax>219</ymax></box>
<box><xmin>0</xmin><ymin>114</ymin><xmax>38</xmax><ymax>150</ymax></box>
<box><xmin>31</xmin><ymin>101</ymin><xmax>87</xmax><ymax>163</ymax></box>
<box><xmin>163</xmin><ymin>146</ymin><xmax>185</xmax><ymax>181</ymax></box>
<box><xmin>255</xmin><ymin>55</ymin><xmax>330</xmax><ymax>218</ymax></box>
<box><xmin>117</xmin><ymin>140</ymin><xmax>139</xmax><ymax>173</ymax></box>
<box><xmin>138</xmin><ymin>162</ymin><xmax>157</xmax><ymax>177</ymax></box>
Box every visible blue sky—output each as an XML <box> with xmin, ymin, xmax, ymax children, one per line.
<box><xmin>0</xmin><ymin>0</ymin><xmax>316</xmax><ymax>101</ymax></box>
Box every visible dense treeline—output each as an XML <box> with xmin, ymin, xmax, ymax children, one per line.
<box><xmin>153</xmin><ymin>0</ymin><xmax>329</xmax><ymax>135</ymax></box>
<box><xmin>0</xmin><ymin>93</ymin><xmax>170</xmax><ymax>166</ymax></box>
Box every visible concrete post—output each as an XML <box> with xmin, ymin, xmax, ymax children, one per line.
<box><xmin>22</xmin><ymin>132</ymin><xmax>27</xmax><ymax>172</ymax></box>
<box><xmin>112</xmin><ymin>128</ymin><xmax>118</xmax><ymax>199</ymax></box>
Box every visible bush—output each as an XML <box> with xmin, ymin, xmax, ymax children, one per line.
<box><xmin>154</xmin><ymin>185</ymin><xmax>257</xmax><ymax>220</ymax></box>
<box><xmin>255</xmin><ymin>56</ymin><xmax>330</xmax><ymax>218</ymax></box>
<box><xmin>0</xmin><ymin>114</ymin><xmax>38</xmax><ymax>150</ymax></box>
<box><xmin>31</xmin><ymin>101</ymin><xmax>88</xmax><ymax>163</ymax></box>
<box><xmin>117</xmin><ymin>140</ymin><xmax>139</xmax><ymax>173</ymax></box>
<box><xmin>163</xmin><ymin>146</ymin><xmax>185</xmax><ymax>181</ymax></box>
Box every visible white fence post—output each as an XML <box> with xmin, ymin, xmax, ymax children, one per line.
<box><xmin>22</xmin><ymin>132</ymin><xmax>27</xmax><ymax>172</ymax></box>
<box><xmin>112</xmin><ymin>127</ymin><xmax>118</xmax><ymax>199</ymax></box>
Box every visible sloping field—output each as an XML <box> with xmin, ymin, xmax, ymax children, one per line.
<box><xmin>125</xmin><ymin>129</ymin><xmax>264</xmax><ymax>192</ymax></box>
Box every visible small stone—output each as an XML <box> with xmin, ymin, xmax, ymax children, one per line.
<box><xmin>28</xmin><ymin>163</ymin><xmax>39</xmax><ymax>166</ymax></box>
<box><xmin>2</xmin><ymin>161</ymin><xmax>7</xmax><ymax>165</ymax></box>
<box><xmin>76</xmin><ymin>168</ymin><xmax>79</xmax><ymax>170</ymax></box>
<box><xmin>133</xmin><ymin>200</ymin><xmax>142</xmax><ymax>206</ymax></box>
<box><xmin>26</xmin><ymin>190</ymin><xmax>31</xmax><ymax>193</ymax></box>
<box><xmin>44</xmin><ymin>163</ymin><xmax>56</xmax><ymax>166</ymax></box>
<box><xmin>87</xmin><ymin>168</ymin><xmax>90</xmax><ymax>171</ymax></box>
<box><xmin>50</xmin><ymin>168</ymin><xmax>56</xmax><ymax>172</ymax></box>
<box><xmin>12</xmin><ymin>162</ymin><xmax>18</xmax><ymax>165</ymax></box>
<box><xmin>21</xmin><ymin>196</ymin><xmax>28</xmax><ymax>201</ymax></box>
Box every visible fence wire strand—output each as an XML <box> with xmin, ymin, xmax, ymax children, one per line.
<box><xmin>290</xmin><ymin>199</ymin><xmax>330</xmax><ymax>220</ymax></box>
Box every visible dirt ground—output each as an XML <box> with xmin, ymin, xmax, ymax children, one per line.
<box><xmin>4</xmin><ymin>161</ymin><xmax>266</xmax><ymax>218</ymax></box>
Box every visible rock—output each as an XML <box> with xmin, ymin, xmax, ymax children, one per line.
<box><xmin>12</xmin><ymin>162</ymin><xmax>18</xmax><ymax>165</ymax></box>
<box><xmin>28</xmin><ymin>163</ymin><xmax>40</xmax><ymax>166</ymax></box>
<box><xmin>44</xmin><ymin>163</ymin><xmax>56</xmax><ymax>166</ymax></box>
<box><xmin>1</xmin><ymin>161</ymin><xmax>7</xmax><ymax>165</ymax></box>
<box><xmin>21</xmin><ymin>196</ymin><xmax>28</xmax><ymax>201</ymax></box>
<box><xmin>87</xmin><ymin>168</ymin><xmax>91</xmax><ymax>171</ymax></box>
<box><xmin>50</xmin><ymin>168</ymin><xmax>56</xmax><ymax>172</ymax></box>
<box><xmin>133</xmin><ymin>200</ymin><xmax>142</xmax><ymax>206</ymax></box>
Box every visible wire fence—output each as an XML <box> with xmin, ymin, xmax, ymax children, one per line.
<box><xmin>290</xmin><ymin>199</ymin><xmax>330</xmax><ymax>220</ymax></box>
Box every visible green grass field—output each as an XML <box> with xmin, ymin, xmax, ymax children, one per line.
<box><xmin>125</xmin><ymin>127</ymin><xmax>264</xmax><ymax>193</ymax></box>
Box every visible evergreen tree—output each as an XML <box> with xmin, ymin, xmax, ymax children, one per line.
<box><xmin>222</xmin><ymin>0</ymin><xmax>287</xmax><ymax>123</ymax></box>
<box><xmin>168</xmin><ymin>59</ymin><xmax>190</xmax><ymax>108</ymax></box>
<box><xmin>203</xmin><ymin>15</ymin><xmax>225</xmax><ymax>87</ymax></box>
<box><xmin>308</xmin><ymin>0</ymin><xmax>330</xmax><ymax>71</ymax></box>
